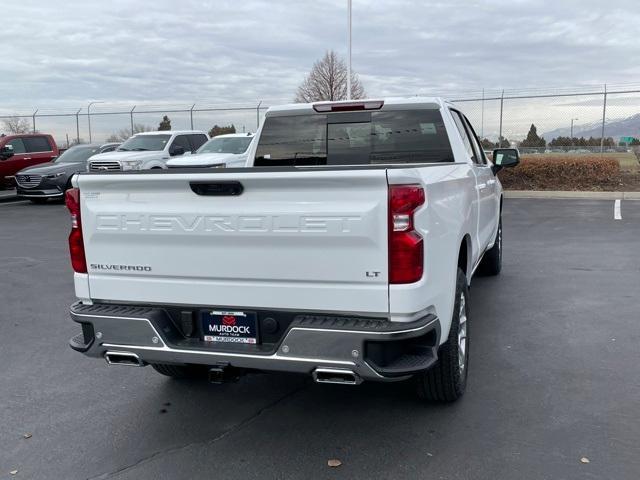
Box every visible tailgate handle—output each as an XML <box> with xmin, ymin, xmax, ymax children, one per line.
<box><xmin>190</xmin><ymin>181</ymin><xmax>243</xmax><ymax>196</ymax></box>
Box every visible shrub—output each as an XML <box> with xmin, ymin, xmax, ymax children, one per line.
<box><xmin>498</xmin><ymin>155</ymin><xmax>620</xmax><ymax>191</ymax></box>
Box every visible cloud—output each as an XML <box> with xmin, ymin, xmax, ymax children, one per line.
<box><xmin>2</xmin><ymin>0</ymin><xmax>639</xmax><ymax>141</ymax></box>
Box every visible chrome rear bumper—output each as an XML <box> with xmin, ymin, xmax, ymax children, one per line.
<box><xmin>69</xmin><ymin>302</ymin><xmax>440</xmax><ymax>382</ymax></box>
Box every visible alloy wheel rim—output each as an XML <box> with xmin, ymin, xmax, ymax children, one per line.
<box><xmin>457</xmin><ymin>292</ymin><xmax>467</xmax><ymax>375</ymax></box>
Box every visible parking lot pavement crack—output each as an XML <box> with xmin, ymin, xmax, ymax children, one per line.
<box><xmin>85</xmin><ymin>382</ymin><xmax>309</xmax><ymax>480</ymax></box>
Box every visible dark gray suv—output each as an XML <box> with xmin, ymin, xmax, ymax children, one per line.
<box><xmin>15</xmin><ymin>143</ymin><xmax>119</xmax><ymax>204</ymax></box>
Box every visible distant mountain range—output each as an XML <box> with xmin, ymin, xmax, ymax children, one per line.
<box><xmin>543</xmin><ymin>113</ymin><xmax>640</xmax><ymax>140</ymax></box>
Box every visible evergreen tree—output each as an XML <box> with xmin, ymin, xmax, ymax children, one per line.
<box><xmin>498</xmin><ymin>136</ymin><xmax>510</xmax><ymax>148</ymax></box>
<box><xmin>158</xmin><ymin>115</ymin><xmax>171</xmax><ymax>131</ymax></box>
<box><xmin>480</xmin><ymin>138</ymin><xmax>497</xmax><ymax>149</ymax></box>
<box><xmin>520</xmin><ymin>124</ymin><xmax>546</xmax><ymax>147</ymax></box>
<box><xmin>208</xmin><ymin>124</ymin><xmax>236</xmax><ymax>137</ymax></box>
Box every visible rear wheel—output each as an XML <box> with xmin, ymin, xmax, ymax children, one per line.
<box><xmin>415</xmin><ymin>268</ymin><xmax>469</xmax><ymax>402</ymax></box>
<box><xmin>151</xmin><ymin>363</ymin><xmax>206</xmax><ymax>379</ymax></box>
<box><xmin>478</xmin><ymin>217</ymin><xmax>502</xmax><ymax>276</ymax></box>
<box><xmin>29</xmin><ymin>198</ymin><xmax>48</xmax><ymax>204</ymax></box>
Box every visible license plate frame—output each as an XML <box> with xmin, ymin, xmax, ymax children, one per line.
<box><xmin>201</xmin><ymin>310</ymin><xmax>259</xmax><ymax>345</ymax></box>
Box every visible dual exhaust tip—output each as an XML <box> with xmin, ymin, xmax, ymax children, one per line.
<box><xmin>104</xmin><ymin>352</ymin><xmax>361</xmax><ymax>385</ymax></box>
<box><xmin>312</xmin><ymin>368</ymin><xmax>361</xmax><ymax>385</ymax></box>
<box><xmin>104</xmin><ymin>351</ymin><xmax>144</xmax><ymax>367</ymax></box>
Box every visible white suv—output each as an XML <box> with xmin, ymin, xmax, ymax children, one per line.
<box><xmin>88</xmin><ymin>131</ymin><xmax>208</xmax><ymax>171</ymax></box>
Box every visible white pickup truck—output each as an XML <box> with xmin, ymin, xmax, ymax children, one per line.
<box><xmin>88</xmin><ymin>131</ymin><xmax>208</xmax><ymax>171</ymax></box>
<box><xmin>166</xmin><ymin>133</ymin><xmax>255</xmax><ymax>169</ymax></box>
<box><xmin>66</xmin><ymin>97</ymin><xmax>519</xmax><ymax>402</ymax></box>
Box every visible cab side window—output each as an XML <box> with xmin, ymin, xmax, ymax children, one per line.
<box><xmin>189</xmin><ymin>134</ymin><xmax>207</xmax><ymax>152</ymax></box>
<box><xmin>171</xmin><ymin>135</ymin><xmax>191</xmax><ymax>154</ymax></box>
<box><xmin>24</xmin><ymin>136</ymin><xmax>52</xmax><ymax>152</ymax></box>
<box><xmin>462</xmin><ymin>116</ymin><xmax>487</xmax><ymax>165</ymax></box>
<box><xmin>450</xmin><ymin>110</ymin><xmax>478</xmax><ymax>163</ymax></box>
<box><xmin>7</xmin><ymin>138</ymin><xmax>27</xmax><ymax>154</ymax></box>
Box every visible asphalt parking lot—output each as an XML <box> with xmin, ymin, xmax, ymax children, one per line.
<box><xmin>1</xmin><ymin>198</ymin><xmax>638</xmax><ymax>480</ymax></box>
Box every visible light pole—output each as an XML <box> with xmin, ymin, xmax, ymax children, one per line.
<box><xmin>87</xmin><ymin>101</ymin><xmax>104</xmax><ymax>143</ymax></box>
<box><xmin>570</xmin><ymin>118</ymin><xmax>578</xmax><ymax>148</ymax></box>
<box><xmin>256</xmin><ymin>100</ymin><xmax>262</xmax><ymax>130</ymax></box>
<box><xmin>346</xmin><ymin>0</ymin><xmax>352</xmax><ymax>100</ymax></box>
<box><xmin>75</xmin><ymin>108</ymin><xmax>81</xmax><ymax>144</ymax></box>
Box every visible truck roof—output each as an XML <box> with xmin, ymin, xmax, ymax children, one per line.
<box><xmin>210</xmin><ymin>133</ymin><xmax>254</xmax><ymax>139</ymax></box>
<box><xmin>266</xmin><ymin>97</ymin><xmax>449</xmax><ymax>117</ymax></box>
<box><xmin>134</xmin><ymin>130</ymin><xmax>206</xmax><ymax>136</ymax></box>
<box><xmin>0</xmin><ymin>133</ymin><xmax>56</xmax><ymax>140</ymax></box>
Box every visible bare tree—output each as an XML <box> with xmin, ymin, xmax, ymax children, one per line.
<box><xmin>106</xmin><ymin>123</ymin><xmax>153</xmax><ymax>143</ymax></box>
<box><xmin>295</xmin><ymin>50</ymin><xmax>366</xmax><ymax>103</ymax></box>
<box><xmin>2</xmin><ymin>116</ymin><xmax>31</xmax><ymax>134</ymax></box>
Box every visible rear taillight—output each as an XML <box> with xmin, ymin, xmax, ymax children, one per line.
<box><xmin>388</xmin><ymin>185</ymin><xmax>425</xmax><ymax>284</ymax></box>
<box><xmin>65</xmin><ymin>188</ymin><xmax>87</xmax><ymax>273</ymax></box>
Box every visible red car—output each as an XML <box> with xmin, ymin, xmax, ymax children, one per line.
<box><xmin>0</xmin><ymin>134</ymin><xmax>59</xmax><ymax>188</ymax></box>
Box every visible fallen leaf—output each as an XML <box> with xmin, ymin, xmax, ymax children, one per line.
<box><xmin>10</xmin><ymin>470</ymin><xmax>18</xmax><ymax>475</ymax></box>
<box><xmin>581</xmin><ymin>457</ymin><xmax>590</xmax><ymax>464</ymax></box>
<box><xmin>23</xmin><ymin>433</ymin><xmax>32</xmax><ymax>439</ymax></box>
<box><xmin>327</xmin><ymin>459</ymin><xmax>342</xmax><ymax>468</ymax></box>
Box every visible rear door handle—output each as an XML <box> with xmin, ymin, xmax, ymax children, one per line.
<box><xmin>24</xmin><ymin>157</ymin><xmax>32</xmax><ymax>160</ymax></box>
<box><xmin>190</xmin><ymin>181</ymin><xmax>243</xmax><ymax>196</ymax></box>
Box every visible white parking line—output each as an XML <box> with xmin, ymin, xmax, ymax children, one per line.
<box><xmin>0</xmin><ymin>200</ymin><xmax>30</xmax><ymax>207</ymax></box>
<box><xmin>614</xmin><ymin>199</ymin><xmax>622</xmax><ymax>220</ymax></box>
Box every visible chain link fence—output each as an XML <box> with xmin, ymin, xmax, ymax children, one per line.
<box><xmin>1</xmin><ymin>84</ymin><xmax>640</xmax><ymax>154</ymax></box>
<box><xmin>449</xmin><ymin>84</ymin><xmax>640</xmax><ymax>153</ymax></box>
<box><xmin>0</xmin><ymin>102</ymin><xmax>270</xmax><ymax>146</ymax></box>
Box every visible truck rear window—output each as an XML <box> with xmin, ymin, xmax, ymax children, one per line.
<box><xmin>255</xmin><ymin>110</ymin><xmax>454</xmax><ymax>166</ymax></box>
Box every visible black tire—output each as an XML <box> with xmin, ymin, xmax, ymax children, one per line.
<box><xmin>29</xmin><ymin>198</ymin><xmax>48</xmax><ymax>204</ymax></box>
<box><xmin>151</xmin><ymin>363</ymin><xmax>205</xmax><ymax>379</ymax></box>
<box><xmin>415</xmin><ymin>268</ymin><xmax>469</xmax><ymax>402</ymax></box>
<box><xmin>478</xmin><ymin>217</ymin><xmax>502</xmax><ymax>276</ymax></box>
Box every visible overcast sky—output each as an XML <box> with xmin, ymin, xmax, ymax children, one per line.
<box><xmin>2</xmin><ymin>0</ymin><xmax>640</xmax><ymax>142</ymax></box>
<box><xmin>3</xmin><ymin>0</ymin><xmax>640</xmax><ymax>112</ymax></box>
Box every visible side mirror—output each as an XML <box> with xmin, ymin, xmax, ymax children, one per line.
<box><xmin>0</xmin><ymin>145</ymin><xmax>14</xmax><ymax>159</ymax></box>
<box><xmin>169</xmin><ymin>145</ymin><xmax>185</xmax><ymax>156</ymax></box>
<box><xmin>491</xmin><ymin>148</ymin><xmax>520</xmax><ymax>174</ymax></box>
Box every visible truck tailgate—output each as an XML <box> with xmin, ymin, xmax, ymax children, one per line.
<box><xmin>78</xmin><ymin>169</ymin><xmax>390</xmax><ymax>314</ymax></box>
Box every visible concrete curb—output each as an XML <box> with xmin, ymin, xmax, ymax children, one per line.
<box><xmin>505</xmin><ymin>190</ymin><xmax>640</xmax><ymax>200</ymax></box>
